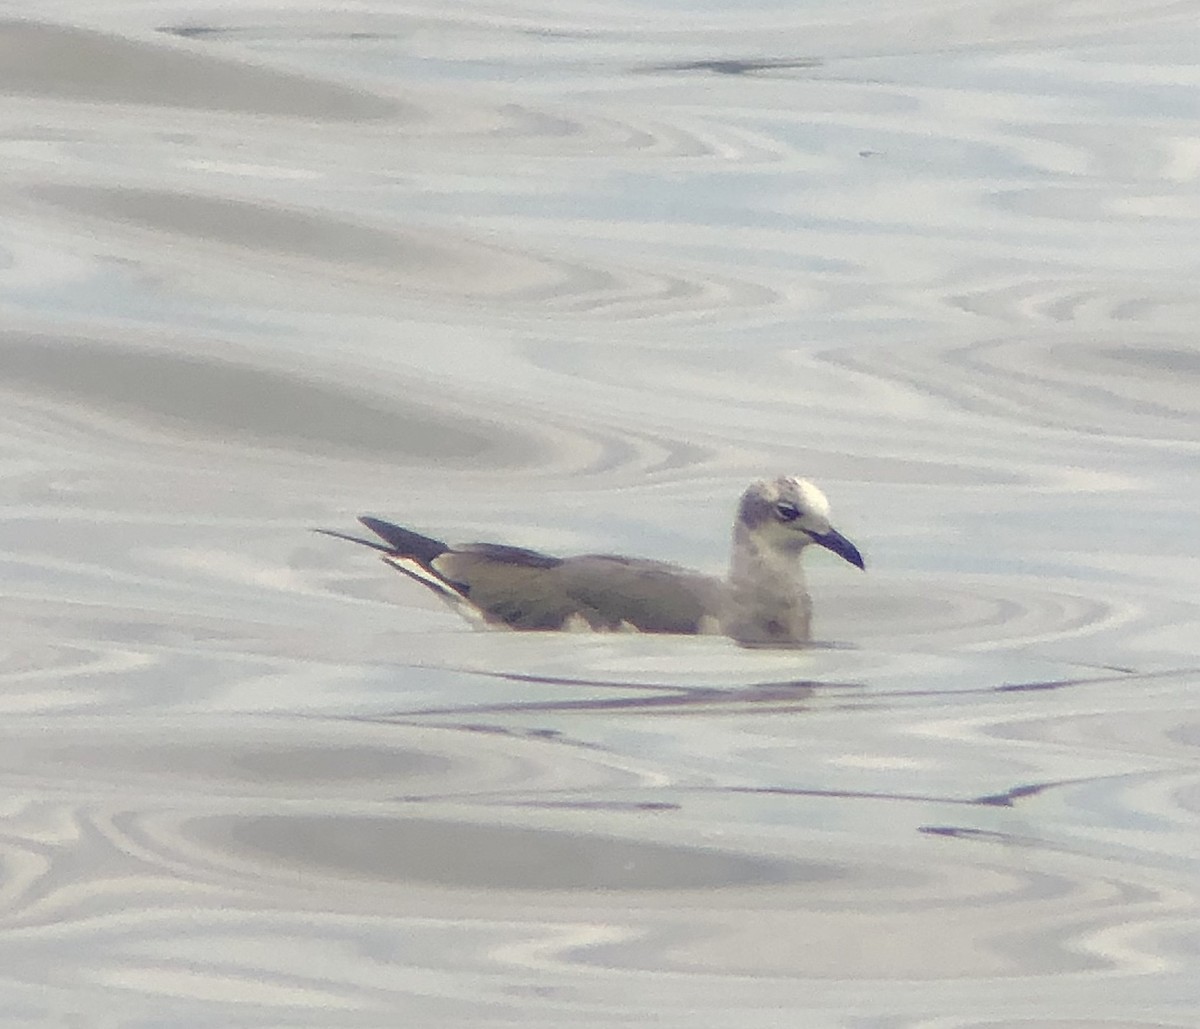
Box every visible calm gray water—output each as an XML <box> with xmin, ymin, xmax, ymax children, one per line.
<box><xmin>0</xmin><ymin>3</ymin><xmax>1198</xmax><ymax>1026</ymax></box>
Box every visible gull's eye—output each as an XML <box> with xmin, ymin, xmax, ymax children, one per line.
<box><xmin>775</xmin><ymin>503</ymin><xmax>801</xmax><ymax>522</ymax></box>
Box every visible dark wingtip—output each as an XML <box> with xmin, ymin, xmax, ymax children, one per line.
<box><xmin>358</xmin><ymin>515</ymin><xmax>399</xmax><ymax>538</ymax></box>
<box><xmin>357</xmin><ymin>516</ymin><xmax>449</xmax><ymax>566</ymax></box>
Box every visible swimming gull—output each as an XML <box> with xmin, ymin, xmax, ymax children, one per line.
<box><xmin>319</xmin><ymin>476</ymin><xmax>864</xmax><ymax>646</ymax></box>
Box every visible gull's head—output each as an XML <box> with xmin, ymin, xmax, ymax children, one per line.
<box><xmin>736</xmin><ymin>476</ymin><xmax>865</xmax><ymax>569</ymax></box>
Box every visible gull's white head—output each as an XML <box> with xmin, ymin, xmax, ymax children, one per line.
<box><xmin>736</xmin><ymin>476</ymin><xmax>864</xmax><ymax>568</ymax></box>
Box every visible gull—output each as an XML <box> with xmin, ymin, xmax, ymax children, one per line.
<box><xmin>319</xmin><ymin>476</ymin><xmax>864</xmax><ymax>646</ymax></box>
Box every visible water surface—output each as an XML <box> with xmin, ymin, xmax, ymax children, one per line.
<box><xmin>0</xmin><ymin>3</ymin><xmax>1198</xmax><ymax>1026</ymax></box>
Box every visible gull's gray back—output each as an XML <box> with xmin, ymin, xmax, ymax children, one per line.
<box><xmin>434</xmin><ymin>548</ymin><xmax>723</xmax><ymax>633</ymax></box>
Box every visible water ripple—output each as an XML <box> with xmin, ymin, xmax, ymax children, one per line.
<box><xmin>822</xmin><ymin>332</ymin><xmax>1200</xmax><ymax>440</ymax></box>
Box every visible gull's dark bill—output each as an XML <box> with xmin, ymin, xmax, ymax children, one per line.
<box><xmin>807</xmin><ymin>527</ymin><xmax>865</xmax><ymax>570</ymax></box>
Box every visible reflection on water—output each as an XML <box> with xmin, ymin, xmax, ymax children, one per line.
<box><xmin>0</xmin><ymin>20</ymin><xmax>404</xmax><ymax>119</ymax></box>
<box><xmin>0</xmin><ymin>331</ymin><xmax>544</xmax><ymax>464</ymax></box>
<box><xmin>0</xmin><ymin>3</ymin><xmax>1198</xmax><ymax>1027</ymax></box>
<box><xmin>219</xmin><ymin>814</ymin><xmax>800</xmax><ymax>890</ymax></box>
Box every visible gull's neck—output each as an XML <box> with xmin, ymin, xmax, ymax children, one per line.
<box><xmin>722</xmin><ymin>524</ymin><xmax>812</xmax><ymax>645</ymax></box>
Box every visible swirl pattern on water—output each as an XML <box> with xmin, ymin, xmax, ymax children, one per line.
<box><xmin>822</xmin><ymin>333</ymin><xmax>1200</xmax><ymax>441</ymax></box>
<box><xmin>26</xmin><ymin>184</ymin><xmax>781</xmax><ymax>321</ymax></box>
<box><xmin>1</xmin><ymin>2</ymin><xmax>1198</xmax><ymax>1025</ymax></box>
<box><xmin>0</xmin><ymin>330</ymin><xmax>548</xmax><ymax>467</ymax></box>
<box><xmin>0</xmin><ymin>751</ymin><xmax>1195</xmax><ymax>998</ymax></box>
